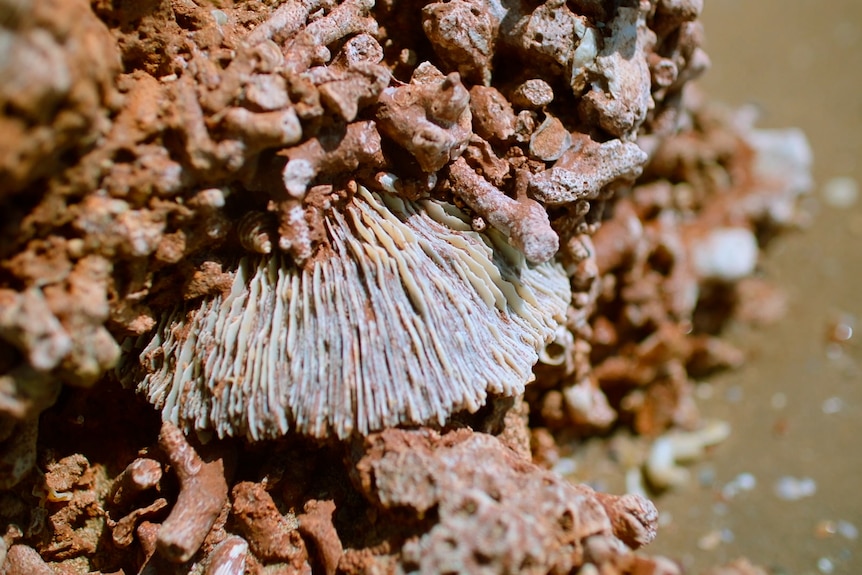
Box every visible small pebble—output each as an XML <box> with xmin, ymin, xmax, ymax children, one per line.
<box><xmin>529</xmin><ymin>114</ymin><xmax>572</xmax><ymax>162</ymax></box>
<box><xmin>817</xmin><ymin>556</ymin><xmax>835</xmax><ymax>574</ymax></box>
<box><xmin>211</xmin><ymin>10</ymin><xmax>229</xmax><ymax>26</ymax></box>
<box><xmin>821</xmin><ymin>176</ymin><xmax>859</xmax><ymax>208</ymax></box>
<box><xmin>697</xmin><ymin>465</ymin><xmax>716</xmax><ymax>488</ymax></box>
<box><xmin>837</xmin><ymin>520</ymin><xmax>858</xmax><ymax>540</ymax></box>
<box><xmin>721</xmin><ymin>472</ymin><xmax>756</xmax><ymax>499</ymax></box>
<box><xmin>816</xmin><ymin>519</ymin><xmax>838</xmax><ymax>538</ymax></box>
<box><xmin>821</xmin><ymin>396</ymin><xmax>844</xmax><ymax>414</ymax></box>
<box><xmin>735</xmin><ymin>472</ymin><xmax>757</xmax><ymax>490</ymax></box>
<box><xmin>814</xmin><ymin>519</ymin><xmax>858</xmax><ymax>541</ymax></box>
<box><xmin>774</xmin><ymin>476</ymin><xmax>817</xmax><ymax>500</ymax></box>
<box><xmin>771</xmin><ymin>392</ymin><xmax>788</xmax><ymax>410</ymax></box>
<box><xmin>697</xmin><ymin>529</ymin><xmax>723</xmax><ymax>551</ymax></box>
<box><xmin>511</xmin><ymin>79</ymin><xmax>554</xmax><ymax>109</ymax></box>
<box><xmin>826</xmin><ymin>314</ymin><xmax>855</xmax><ymax>343</ymax></box>
<box><xmin>692</xmin><ymin>228</ymin><xmax>759</xmax><ymax>281</ymax></box>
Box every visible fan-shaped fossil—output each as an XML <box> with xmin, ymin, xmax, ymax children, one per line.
<box><xmin>126</xmin><ymin>186</ymin><xmax>570</xmax><ymax>440</ymax></box>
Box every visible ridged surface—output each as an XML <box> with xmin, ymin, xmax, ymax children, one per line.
<box><xmin>131</xmin><ymin>188</ymin><xmax>570</xmax><ymax>439</ymax></box>
<box><xmin>236</xmin><ymin>211</ymin><xmax>276</xmax><ymax>254</ymax></box>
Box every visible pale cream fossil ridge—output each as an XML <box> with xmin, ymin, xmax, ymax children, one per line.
<box><xmin>127</xmin><ymin>186</ymin><xmax>570</xmax><ymax>440</ymax></box>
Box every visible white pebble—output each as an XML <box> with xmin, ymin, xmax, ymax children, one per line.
<box><xmin>644</xmin><ymin>420</ymin><xmax>730</xmax><ymax>489</ymax></box>
<box><xmin>821</xmin><ymin>176</ymin><xmax>859</xmax><ymax>208</ymax></box>
<box><xmin>645</xmin><ymin>436</ymin><xmax>688</xmax><ymax>488</ymax></box>
<box><xmin>817</xmin><ymin>556</ymin><xmax>835</xmax><ymax>574</ymax></box>
<box><xmin>771</xmin><ymin>392</ymin><xmax>788</xmax><ymax>409</ymax></box>
<box><xmin>211</xmin><ymin>9</ymin><xmax>229</xmax><ymax>26</ymax></box>
<box><xmin>821</xmin><ymin>396</ymin><xmax>844</xmax><ymax>414</ymax></box>
<box><xmin>376</xmin><ymin>172</ymin><xmax>400</xmax><ymax>194</ymax></box>
<box><xmin>193</xmin><ymin>188</ymin><xmax>226</xmax><ymax>209</ymax></box>
<box><xmin>692</xmin><ymin>227</ymin><xmax>759</xmax><ymax>281</ymax></box>
<box><xmin>736</xmin><ymin>472</ymin><xmax>757</xmax><ymax>490</ymax></box>
<box><xmin>697</xmin><ymin>465</ymin><xmax>716</xmax><ymax>487</ymax></box>
<box><xmin>774</xmin><ymin>476</ymin><xmax>817</xmax><ymax>500</ymax></box>
<box><xmin>838</xmin><ymin>520</ymin><xmax>858</xmax><ymax>540</ymax></box>
<box><xmin>721</xmin><ymin>472</ymin><xmax>757</xmax><ymax>499</ymax></box>
<box><xmin>697</xmin><ymin>529</ymin><xmax>723</xmax><ymax>551</ymax></box>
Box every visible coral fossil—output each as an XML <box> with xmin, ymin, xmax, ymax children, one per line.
<box><xmin>128</xmin><ymin>187</ymin><xmax>570</xmax><ymax>439</ymax></box>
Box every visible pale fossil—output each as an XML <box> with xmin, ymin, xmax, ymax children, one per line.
<box><xmin>126</xmin><ymin>186</ymin><xmax>570</xmax><ymax>440</ymax></box>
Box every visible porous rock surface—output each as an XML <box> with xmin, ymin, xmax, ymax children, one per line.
<box><xmin>0</xmin><ymin>0</ymin><xmax>810</xmax><ymax>573</ymax></box>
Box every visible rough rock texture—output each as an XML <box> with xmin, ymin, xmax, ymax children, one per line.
<box><xmin>0</xmin><ymin>0</ymin><xmax>811</xmax><ymax>573</ymax></box>
<box><xmin>3</xmin><ymin>0</ymin><xmax>703</xmax><ymax>442</ymax></box>
<box><xmin>353</xmin><ymin>428</ymin><xmax>660</xmax><ymax>574</ymax></box>
<box><xmin>0</xmin><ymin>402</ymin><xmax>678</xmax><ymax>574</ymax></box>
<box><xmin>528</xmin><ymin>93</ymin><xmax>812</xmax><ymax>436</ymax></box>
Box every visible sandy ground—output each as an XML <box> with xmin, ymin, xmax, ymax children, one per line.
<box><xmin>648</xmin><ymin>1</ymin><xmax>862</xmax><ymax>573</ymax></box>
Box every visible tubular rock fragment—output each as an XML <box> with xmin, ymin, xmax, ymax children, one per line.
<box><xmin>528</xmin><ymin>134</ymin><xmax>648</xmax><ymax>205</ymax></box>
<box><xmin>110</xmin><ymin>498</ymin><xmax>169</xmax><ymax>549</ymax></box>
<box><xmin>230</xmin><ymin>481</ymin><xmax>309</xmax><ymax>572</ymax></box>
<box><xmin>220</xmin><ymin>107</ymin><xmax>303</xmax><ymax>151</ymax></box>
<box><xmin>449</xmin><ymin>158</ymin><xmax>559</xmax><ymax>264</ymax></box>
<box><xmin>645</xmin><ymin>420</ymin><xmax>731</xmax><ymax>489</ymax></box>
<box><xmin>110</xmin><ymin>457</ymin><xmax>163</xmax><ymax>507</ymax></box>
<box><xmin>156</xmin><ymin>421</ymin><xmax>228</xmax><ymax>563</ymax></box>
<box><xmin>297</xmin><ymin>500</ymin><xmax>343</xmax><ymax>575</ymax></box>
<box><xmin>203</xmin><ymin>536</ymin><xmax>250</xmax><ymax>575</ymax></box>
<box><xmin>280</xmin><ymin>120</ymin><xmax>386</xmax><ymax>199</ymax></box>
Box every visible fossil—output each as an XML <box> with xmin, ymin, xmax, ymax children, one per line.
<box><xmin>125</xmin><ymin>186</ymin><xmax>570</xmax><ymax>439</ymax></box>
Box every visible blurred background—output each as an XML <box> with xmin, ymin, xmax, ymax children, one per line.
<box><xmin>647</xmin><ymin>1</ymin><xmax>862</xmax><ymax>573</ymax></box>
